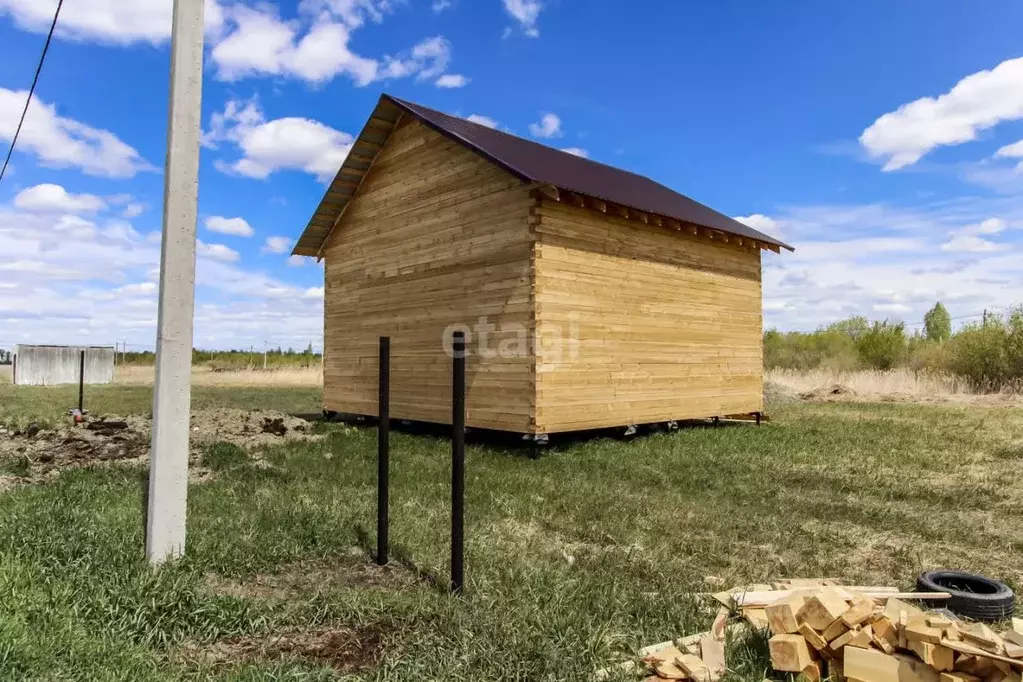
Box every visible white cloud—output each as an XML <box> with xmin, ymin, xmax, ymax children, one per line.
<box><xmin>733</xmin><ymin>213</ymin><xmax>785</xmax><ymax>240</ymax></box>
<box><xmin>122</xmin><ymin>203</ymin><xmax>145</xmax><ymax>219</ymax></box>
<box><xmin>380</xmin><ymin>36</ymin><xmax>452</xmax><ymax>82</ymax></box>
<box><xmin>938</xmin><ymin>217</ymin><xmax>1009</xmax><ymax>253</ymax></box>
<box><xmin>197</xmin><ymin>240</ymin><xmax>241</xmax><ymax>262</ymax></box>
<box><xmin>873</xmin><ymin>303</ymin><xmax>912</xmax><ymax>314</ymax></box>
<box><xmin>996</xmin><ymin>139</ymin><xmax>1023</xmax><ymax>159</ymax></box>
<box><xmin>466</xmin><ymin>114</ymin><xmax>499</xmax><ymax>129</ymax></box>
<box><xmin>209</xmin><ymin>5</ymin><xmax>461</xmax><ymax>87</ymax></box>
<box><xmin>205</xmin><ymin>216</ymin><xmax>255</xmax><ymax>237</ymax></box>
<box><xmin>303</xmin><ymin>286</ymin><xmax>325</xmax><ymax>299</ymax></box>
<box><xmin>210</xmin><ymin>5</ymin><xmax>379</xmax><ymax>85</ymax></box>
<box><xmin>970</xmin><ymin>217</ymin><xmax>1007</xmax><ymax>235</ymax></box>
<box><xmin>204</xmin><ymin>99</ymin><xmax>353</xmax><ymax>181</ymax></box>
<box><xmin>0</xmin><ymin>88</ymin><xmax>155</xmax><ymax>178</ymax></box>
<box><xmin>529</xmin><ymin>112</ymin><xmax>562</xmax><ymax>138</ymax></box>
<box><xmin>560</xmin><ymin>147</ymin><xmax>588</xmax><ymax>158</ymax></box>
<box><xmin>0</xmin><ymin>194</ymin><xmax>324</xmax><ymax>350</ymax></box>
<box><xmin>502</xmin><ymin>0</ymin><xmax>543</xmax><ymax>37</ymax></box>
<box><xmin>288</xmin><ymin>255</ymin><xmax>307</xmax><ymax>266</ymax></box>
<box><xmin>115</xmin><ymin>282</ymin><xmax>157</xmax><ymax>297</ymax></box>
<box><xmin>14</xmin><ymin>184</ymin><xmax>105</xmax><ymax>214</ymax></box>
<box><xmin>263</xmin><ymin>236</ymin><xmax>292</xmax><ymax>254</ymax></box>
<box><xmin>432</xmin><ymin>0</ymin><xmax>454</xmax><ymax>12</ymax></box>
<box><xmin>995</xmin><ymin>139</ymin><xmax>1023</xmax><ymax>171</ymax></box>
<box><xmin>436</xmin><ymin>73</ymin><xmax>470</xmax><ymax>88</ymax></box>
<box><xmin>756</xmin><ymin>197</ymin><xmax>1023</xmax><ymax>331</ymax></box>
<box><xmin>860</xmin><ymin>57</ymin><xmax>1023</xmax><ymax>171</ymax></box>
<box><xmin>298</xmin><ymin>0</ymin><xmax>396</xmax><ymax>27</ymax></box>
<box><xmin>940</xmin><ymin>235</ymin><xmax>1007</xmax><ymax>253</ymax></box>
<box><xmin>0</xmin><ymin>0</ymin><xmax>225</xmax><ymax>45</ymax></box>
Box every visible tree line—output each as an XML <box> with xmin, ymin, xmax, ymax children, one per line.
<box><xmin>764</xmin><ymin>302</ymin><xmax>1023</xmax><ymax>392</ymax></box>
<box><xmin>119</xmin><ymin>344</ymin><xmax>322</xmax><ymax>370</ymax></box>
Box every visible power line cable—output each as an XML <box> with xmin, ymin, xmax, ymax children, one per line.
<box><xmin>0</xmin><ymin>0</ymin><xmax>65</xmax><ymax>187</ymax></box>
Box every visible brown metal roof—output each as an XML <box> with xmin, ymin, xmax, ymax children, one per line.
<box><xmin>292</xmin><ymin>94</ymin><xmax>792</xmax><ymax>256</ymax></box>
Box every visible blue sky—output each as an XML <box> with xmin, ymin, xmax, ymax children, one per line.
<box><xmin>1</xmin><ymin>0</ymin><xmax>1022</xmax><ymax>351</ymax></box>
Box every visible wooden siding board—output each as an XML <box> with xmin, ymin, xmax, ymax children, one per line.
<box><xmin>533</xmin><ymin>198</ymin><xmax>763</xmax><ymax>433</ymax></box>
<box><xmin>322</xmin><ymin>119</ymin><xmax>535</xmax><ymax>432</ymax></box>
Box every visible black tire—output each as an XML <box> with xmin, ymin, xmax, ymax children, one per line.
<box><xmin>916</xmin><ymin>570</ymin><xmax>1015</xmax><ymax>622</ymax></box>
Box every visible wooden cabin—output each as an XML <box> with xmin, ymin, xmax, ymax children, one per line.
<box><xmin>292</xmin><ymin>94</ymin><xmax>792</xmax><ymax>435</ymax></box>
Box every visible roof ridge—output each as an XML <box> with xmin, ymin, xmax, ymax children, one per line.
<box><xmin>386</xmin><ymin>94</ymin><xmax>663</xmax><ymax>187</ymax></box>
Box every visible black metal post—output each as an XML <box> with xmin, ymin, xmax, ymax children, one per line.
<box><xmin>377</xmin><ymin>336</ymin><xmax>390</xmax><ymax>566</ymax></box>
<box><xmin>78</xmin><ymin>349</ymin><xmax>85</xmax><ymax>413</ymax></box>
<box><xmin>451</xmin><ymin>331</ymin><xmax>466</xmax><ymax>594</ymax></box>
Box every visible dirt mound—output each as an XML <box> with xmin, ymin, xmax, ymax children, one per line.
<box><xmin>0</xmin><ymin>409</ymin><xmax>323</xmax><ymax>488</ymax></box>
<box><xmin>798</xmin><ymin>383</ymin><xmax>856</xmax><ymax>401</ymax></box>
<box><xmin>179</xmin><ymin>626</ymin><xmax>385</xmax><ymax>674</ymax></box>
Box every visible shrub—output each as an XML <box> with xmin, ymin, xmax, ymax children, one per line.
<box><xmin>856</xmin><ymin>321</ymin><xmax>907</xmax><ymax>370</ymax></box>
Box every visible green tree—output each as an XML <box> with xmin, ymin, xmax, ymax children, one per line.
<box><xmin>826</xmin><ymin>315</ymin><xmax>870</xmax><ymax>341</ymax></box>
<box><xmin>923</xmin><ymin>301</ymin><xmax>952</xmax><ymax>343</ymax></box>
<box><xmin>856</xmin><ymin>320</ymin><xmax>908</xmax><ymax>370</ymax></box>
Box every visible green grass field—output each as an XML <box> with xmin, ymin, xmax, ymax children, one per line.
<box><xmin>2</xmin><ymin>378</ymin><xmax>1022</xmax><ymax>680</ymax></box>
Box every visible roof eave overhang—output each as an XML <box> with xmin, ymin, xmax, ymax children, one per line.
<box><xmin>536</xmin><ymin>183</ymin><xmax>794</xmax><ymax>253</ymax></box>
<box><xmin>290</xmin><ymin>95</ymin><xmax>404</xmax><ymax>258</ymax></box>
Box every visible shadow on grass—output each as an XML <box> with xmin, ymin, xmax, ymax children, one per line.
<box><xmin>314</xmin><ymin>412</ymin><xmax>760</xmax><ymax>459</ymax></box>
<box><xmin>353</xmin><ymin>524</ymin><xmax>445</xmax><ymax>594</ymax></box>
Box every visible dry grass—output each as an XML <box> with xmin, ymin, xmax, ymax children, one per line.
<box><xmin>113</xmin><ymin>365</ymin><xmax>322</xmax><ymax>387</ymax></box>
<box><xmin>766</xmin><ymin>367</ymin><xmax>1023</xmax><ymax>405</ymax></box>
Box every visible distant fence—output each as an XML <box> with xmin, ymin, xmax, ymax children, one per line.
<box><xmin>13</xmin><ymin>345</ymin><xmax>115</xmax><ymax>386</ymax></box>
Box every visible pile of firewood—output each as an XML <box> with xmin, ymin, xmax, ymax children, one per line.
<box><xmin>601</xmin><ymin>579</ymin><xmax>1023</xmax><ymax>682</ymax></box>
<box><xmin>751</xmin><ymin>583</ymin><xmax>1023</xmax><ymax>682</ymax></box>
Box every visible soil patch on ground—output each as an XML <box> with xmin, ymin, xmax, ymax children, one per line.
<box><xmin>0</xmin><ymin>409</ymin><xmax>322</xmax><ymax>487</ymax></box>
<box><xmin>204</xmin><ymin>548</ymin><xmax>418</xmax><ymax>601</ymax></box>
<box><xmin>179</xmin><ymin>625</ymin><xmax>386</xmax><ymax>674</ymax></box>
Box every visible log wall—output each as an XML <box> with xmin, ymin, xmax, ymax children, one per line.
<box><xmin>533</xmin><ymin>198</ymin><xmax>764</xmax><ymax>432</ymax></box>
<box><xmin>321</xmin><ymin>119</ymin><xmax>535</xmax><ymax>432</ymax></box>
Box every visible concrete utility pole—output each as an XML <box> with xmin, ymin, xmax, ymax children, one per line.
<box><xmin>147</xmin><ymin>0</ymin><xmax>206</xmax><ymax>565</ymax></box>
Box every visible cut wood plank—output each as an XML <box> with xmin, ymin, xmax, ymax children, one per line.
<box><xmin>907</xmin><ymin>617</ymin><xmax>945</xmax><ymax>645</ymax></box>
<box><xmin>962</xmin><ymin>624</ymin><xmax>1005</xmax><ymax>654</ymax></box>
<box><xmin>770</xmin><ymin>634</ymin><xmax>814</xmax><ymax>672</ymax></box>
<box><xmin>940</xmin><ymin>673</ymin><xmax>981</xmax><ymax>682</ymax></box>
<box><xmin>848</xmin><ymin>625</ymin><xmax>875</xmax><ymax>649</ymax></box>
<box><xmin>842</xmin><ymin>599</ymin><xmax>878</xmax><ymax>628</ymax></box>
<box><xmin>768</xmin><ymin>593</ymin><xmax>809</xmax><ymax>634</ymax></box>
<box><xmin>884</xmin><ymin>598</ymin><xmax>924</xmax><ymax>622</ymax></box>
<box><xmin>700</xmin><ymin>634</ymin><xmax>726</xmax><ymax>677</ymax></box>
<box><xmin>800</xmin><ymin>623</ymin><xmax>831</xmax><ymax>652</ymax></box>
<box><xmin>873</xmin><ymin>618</ymin><xmax>899</xmax><ymax>652</ymax></box>
<box><xmin>844</xmin><ymin>648</ymin><xmax>940</xmax><ymax>682</ymax></box>
<box><xmin>940</xmin><ymin>639</ymin><xmax>1023</xmax><ymax>670</ymax></box>
<box><xmin>743</xmin><ymin>608</ymin><xmax>770</xmax><ymax>630</ymax></box>
<box><xmin>824</xmin><ymin>619</ymin><xmax>852</xmax><ymax>642</ymax></box>
<box><xmin>1004</xmin><ymin>641</ymin><xmax>1023</xmax><ymax>659</ymax></box>
<box><xmin>641</xmin><ymin>646</ymin><xmax>688</xmax><ymax>680</ymax></box>
<box><xmin>799</xmin><ymin>589</ymin><xmax>851</xmax><ymax>630</ymax></box>
<box><xmin>830</xmin><ymin>628</ymin><xmax>860</xmax><ymax>654</ymax></box>
<box><xmin>1013</xmin><ymin>619</ymin><xmax>1023</xmax><ymax>636</ymax></box>
<box><xmin>711</xmin><ymin>606</ymin><xmax>730</xmax><ymax>641</ymax></box>
<box><xmin>907</xmin><ymin>640</ymin><xmax>955</xmax><ymax>671</ymax></box>
<box><xmin>735</xmin><ymin>591</ymin><xmax>950</xmax><ymax>607</ymax></box>
<box><xmin>676</xmin><ymin>653</ymin><xmax>716</xmax><ymax>682</ymax></box>
<box><xmin>800</xmin><ymin>662</ymin><xmax>823</xmax><ymax>682</ymax></box>
<box><xmin>1005</xmin><ymin>629</ymin><xmax>1023</xmax><ymax>648</ymax></box>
